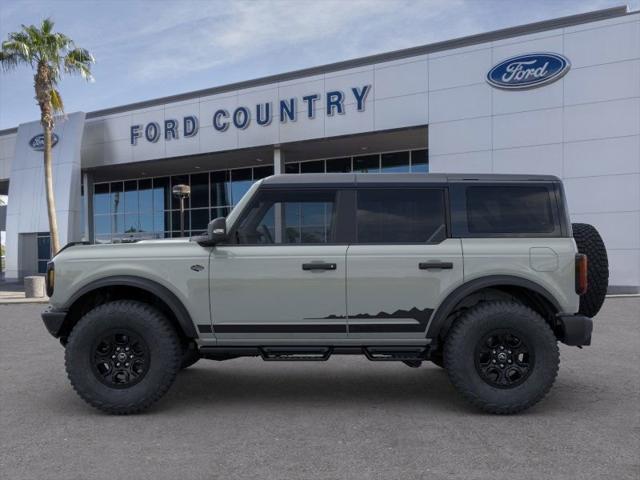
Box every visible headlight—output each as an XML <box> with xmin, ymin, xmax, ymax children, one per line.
<box><xmin>45</xmin><ymin>261</ymin><xmax>55</xmax><ymax>297</ymax></box>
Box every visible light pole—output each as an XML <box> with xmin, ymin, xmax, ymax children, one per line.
<box><xmin>172</xmin><ymin>184</ymin><xmax>191</xmax><ymax>237</ymax></box>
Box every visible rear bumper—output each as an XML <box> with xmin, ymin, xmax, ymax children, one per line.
<box><xmin>557</xmin><ymin>314</ymin><xmax>593</xmax><ymax>346</ymax></box>
<box><xmin>41</xmin><ymin>307</ymin><xmax>68</xmax><ymax>338</ymax></box>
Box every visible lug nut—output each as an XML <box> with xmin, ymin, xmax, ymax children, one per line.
<box><xmin>116</xmin><ymin>362</ymin><xmax>120</xmax><ymax>367</ymax></box>
<box><xmin>130</xmin><ymin>355</ymin><xmax>134</xmax><ymax>359</ymax></box>
<box><xmin>500</xmin><ymin>364</ymin><xmax>504</xmax><ymax>368</ymax></box>
<box><xmin>116</xmin><ymin>347</ymin><xmax>121</xmax><ymax>351</ymax></box>
<box><xmin>111</xmin><ymin>355</ymin><xmax>116</xmax><ymax>359</ymax></box>
<box><xmin>492</xmin><ymin>359</ymin><xmax>496</xmax><ymax>363</ymax></box>
<box><xmin>500</xmin><ymin>346</ymin><xmax>504</xmax><ymax>350</ymax></box>
<box><xmin>125</xmin><ymin>347</ymin><xmax>130</xmax><ymax>351</ymax></box>
<box><xmin>508</xmin><ymin>360</ymin><xmax>512</xmax><ymax>364</ymax></box>
<box><xmin>125</xmin><ymin>363</ymin><xmax>129</xmax><ymax>367</ymax></box>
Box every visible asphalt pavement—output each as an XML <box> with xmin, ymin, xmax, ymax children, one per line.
<box><xmin>1</xmin><ymin>298</ymin><xmax>639</xmax><ymax>480</ymax></box>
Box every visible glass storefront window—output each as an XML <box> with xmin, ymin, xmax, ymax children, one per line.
<box><xmin>190</xmin><ymin>173</ymin><xmax>209</xmax><ymax>208</ymax></box>
<box><xmin>94</xmin><ymin>183</ymin><xmax>110</xmax><ymax>214</ymax></box>
<box><xmin>411</xmin><ymin>149</ymin><xmax>429</xmax><ymax>173</ymax></box>
<box><xmin>139</xmin><ymin>179</ymin><xmax>153</xmax><ymax>212</ymax></box>
<box><xmin>300</xmin><ymin>160</ymin><xmax>324</xmax><ymax>173</ymax></box>
<box><xmin>253</xmin><ymin>165</ymin><xmax>272</xmax><ymax>179</ymax></box>
<box><xmin>124</xmin><ymin>180</ymin><xmax>138</xmax><ymax>213</ymax></box>
<box><xmin>37</xmin><ymin>232</ymin><xmax>50</xmax><ymax>273</ymax></box>
<box><xmin>230</xmin><ymin>168</ymin><xmax>252</xmax><ymax>204</ymax></box>
<box><xmin>284</xmin><ymin>163</ymin><xmax>300</xmax><ymax>174</ymax></box>
<box><xmin>353</xmin><ymin>154</ymin><xmax>380</xmax><ymax>173</ymax></box>
<box><xmin>110</xmin><ymin>182</ymin><xmax>123</xmax><ymax>216</ymax></box>
<box><xmin>211</xmin><ymin>171</ymin><xmax>230</xmax><ymax>207</ymax></box>
<box><xmin>190</xmin><ymin>208</ymin><xmax>209</xmax><ymax>232</ymax></box>
<box><xmin>153</xmin><ymin>177</ymin><xmax>170</xmax><ymax>211</ymax></box>
<box><xmin>91</xmin><ymin>149</ymin><xmax>427</xmax><ymax>244</ymax></box>
<box><xmin>326</xmin><ymin>157</ymin><xmax>351</xmax><ymax>173</ymax></box>
<box><xmin>381</xmin><ymin>151</ymin><xmax>410</xmax><ymax>173</ymax></box>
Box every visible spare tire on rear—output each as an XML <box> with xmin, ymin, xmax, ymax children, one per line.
<box><xmin>572</xmin><ymin>223</ymin><xmax>609</xmax><ymax>317</ymax></box>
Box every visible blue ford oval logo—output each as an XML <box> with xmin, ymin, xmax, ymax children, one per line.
<box><xmin>487</xmin><ymin>53</ymin><xmax>570</xmax><ymax>90</ymax></box>
<box><xmin>29</xmin><ymin>133</ymin><xmax>59</xmax><ymax>151</ymax></box>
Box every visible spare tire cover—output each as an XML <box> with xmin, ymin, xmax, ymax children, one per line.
<box><xmin>572</xmin><ymin>223</ymin><xmax>609</xmax><ymax>317</ymax></box>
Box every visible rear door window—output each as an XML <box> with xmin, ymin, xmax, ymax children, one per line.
<box><xmin>356</xmin><ymin>188</ymin><xmax>446</xmax><ymax>243</ymax></box>
<box><xmin>465</xmin><ymin>186</ymin><xmax>556</xmax><ymax>234</ymax></box>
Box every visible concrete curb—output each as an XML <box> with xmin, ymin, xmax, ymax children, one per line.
<box><xmin>0</xmin><ymin>297</ymin><xmax>49</xmax><ymax>304</ymax></box>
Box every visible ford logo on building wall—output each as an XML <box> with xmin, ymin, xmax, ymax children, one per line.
<box><xmin>29</xmin><ymin>133</ymin><xmax>59</xmax><ymax>151</ymax></box>
<box><xmin>487</xmin><ymin>53</ymin><xmax>570</xmax><ymax>90</ymax></box>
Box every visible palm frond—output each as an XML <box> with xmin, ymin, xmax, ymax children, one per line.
<box><xmin>0</xmin><ymin>51</ymin><xmax>20</xmax><ymax>70</ymax></box>
<box><xmin>50</xmin><ymin>88</ymin><xmax>64</xmax><ymax>113</ymax></box>
<box><xmin>64</xmin><ymin>47</ymin><xmax>94</xmax><ymax>81</ymax></box>
<box><xmin>41</xmin><ymin>18</ymin><xmax>54</xmax><ymax>35</ymax></box>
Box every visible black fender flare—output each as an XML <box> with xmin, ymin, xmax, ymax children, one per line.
<box><xmin>64</xmin><ymin>275</ymin><xmax>198</xmax><ymax>338</ymax></box>
<box><xmin>426</xmin><ymin>275</ymin><xmax>562</xmax><ymax>340</ymax></box>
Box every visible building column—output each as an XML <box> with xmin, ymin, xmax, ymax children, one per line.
<box><xmin>83</xmin><ymin>172</ymin><xmax>94</xmax><ymax>243</ymax></box>
<box><xmin>273</xmin><ymin>147</ymin><xmax>284</xmax><ymax>242</ymax></box>
<box><xmin>273</xmin><ymin>146</ymin><xmax>285</xmax><ymax>174</ymax></box>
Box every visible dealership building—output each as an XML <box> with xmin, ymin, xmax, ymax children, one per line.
<box><xmin>0</xmin><ymin>6</ymin><xmax>638</xmax><ymax>292</ymax></box>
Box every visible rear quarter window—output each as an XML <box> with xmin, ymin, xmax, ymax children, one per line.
<box><xmin>464</xmin><ymin>185</ymin><xmax>559</xmax><ymax>235</ymax></box>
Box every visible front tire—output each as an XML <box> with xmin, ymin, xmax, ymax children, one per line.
<box><xmin>444</xmin><ymin>301</ymin><xmax>559</xmax><ymax>414</ymax></box>
<box><xmin>65</xmin><ymin>300</ymin><xmax>182</xmax><ymax>414</ymax></box>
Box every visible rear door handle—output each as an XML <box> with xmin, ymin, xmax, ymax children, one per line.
<box><xmin>419</xmin><ymin>261</ymin><xmax>453</xmax><ymax>270</ymax></box>
<box><xmin>302</xmin><ymin>262</ymin><xmax>337</xmax><ymax>271</ymax></box>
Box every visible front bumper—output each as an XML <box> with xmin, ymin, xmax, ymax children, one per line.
<box><xmin>42</xmin><ymin>307</ymin><xmax>68</xmax><ymax>338</ymax></box>
<box><xmin>557</xmin><ymin>314</ymin><xmax>593</xmax><ymax>346</ymax></box>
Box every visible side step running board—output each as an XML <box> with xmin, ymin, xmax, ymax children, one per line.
<box><xmin>199</xmin><ymin>346</ymin><xmax>431</xmax><ymax>362</ymax></box>
<box><xmin>260</xmin><ymin>347</ymin><xmax>332</xmax><ymax>361</ymax></box>
<box><xmin>363</xmin><ymin>346</ymin><xmax>428</xmax><ymax>362</ymax></box>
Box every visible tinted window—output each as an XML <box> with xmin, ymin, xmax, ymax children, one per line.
<box><xmin>356</xmin><ymin>189</ymin><xmax>446</xmax><ymax>243</ymax></box>
<box><xmin>466</xmin><ymin>186</ymin><xmax>555</xmax><ymax>234</ymax></box>
<box><xmin>235</xmin><ymin>190</ymin><xmax>337</xmax><ymax>245</ymax></box>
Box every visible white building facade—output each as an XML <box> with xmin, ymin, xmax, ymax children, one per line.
<box><xmin>0</xmin><ymin>6</ymin><xmax>638</xmax><ymax>292</ymax></box>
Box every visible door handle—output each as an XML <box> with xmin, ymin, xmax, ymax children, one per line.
<box><xmin>419</xmin><ymin>261</ymin><xmax>453</xmax><ymax>270</ymax></box>
<box><xmin>302</xmin><ymin>262</ymin><xmax>337</xmax><ymax>271</ymax></box>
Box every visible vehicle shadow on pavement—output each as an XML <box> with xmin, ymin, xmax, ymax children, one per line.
<box><xmin>153</xmin><ymin>361</ymin><xmax>467</xmax><ymax>413</ymax></box>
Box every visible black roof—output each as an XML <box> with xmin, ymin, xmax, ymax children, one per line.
<box><xmin>261</xmin><ymin>173</ymin><xmax>561</xmax><ymax>187</ymax></box>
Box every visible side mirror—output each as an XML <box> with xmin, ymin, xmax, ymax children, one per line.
<box><xmin>195</xmin><ymin>217</ymin><xmax>227</xmax><ymax>246</ymax></box>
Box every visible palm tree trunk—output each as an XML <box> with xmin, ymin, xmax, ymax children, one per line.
<box><xmin>43</xmin><ymin>123</ymin><xmax>61</xmax><ymax>255</ymax></box>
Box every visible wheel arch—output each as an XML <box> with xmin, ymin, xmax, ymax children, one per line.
<box><xmin>60</xmin><ymin>275</ymin><xmax>198</xmax><ymax>341</ymax></box>
<box><xmin>426</xmin><ymin>275</ymin><xmax>561</xmax><ymax>342</ymax></box>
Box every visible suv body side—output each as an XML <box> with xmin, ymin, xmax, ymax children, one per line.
<box><xmin>47</xmin><ymin>174</ymin><xmax>580</xmax><ymax>346</ymax></box>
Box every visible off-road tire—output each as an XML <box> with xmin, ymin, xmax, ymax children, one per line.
<box><xmin>65</xmin><ymin>300</ymin><xmax>181</xmax><ymax>414</ymax></box>
<box><xmin>444</xmin><ymin>301</ymin><xmax>559</xmax><ymax>414</ymax></box>
<box><xmin>430</xmin><ymin>351</ymin><xmax>444</xmax><ymax>368</ymax></box>
<box><xmin>572</xmin><ymin>222</ymin><xmax>609</xmax><ymax>317</ymax></box>
<box><xmin>181</xmin><ymin>342</ymin><xmax>200</xmax><ymax>369</ymax></box>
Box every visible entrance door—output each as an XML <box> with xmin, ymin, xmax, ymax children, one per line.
<box><xmin>210</xmin><ymin>188</ymin><xmax>348</xmax><ymax>340</ymax></box>
<box><xmin>346</xmin><ymin>187</ymin><xmax>463</xmax><ymax>339</ymax></box>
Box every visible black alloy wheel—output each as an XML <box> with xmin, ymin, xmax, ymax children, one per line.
<box><xmin>474</xmin><ymin>330</ymin><xmax>533</xmax><ymax>388</ymax></box>
<box><xmin>92</xmin><ymin>330</ymin><xmax>150</xmax><ymax>388</ymax></box>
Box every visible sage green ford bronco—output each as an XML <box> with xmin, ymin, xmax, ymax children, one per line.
<box><xmin>42</xmin><ymin>173</ymin><xmax>609</xmax><ymax>414</ymax></box>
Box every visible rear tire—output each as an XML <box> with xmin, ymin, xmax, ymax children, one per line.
<box><xmin>65</xmin><ymin>300</ymin><xmax>182</xmax><ymax>414</ymax></box>
<box><xmin>572</xmin><ymin>223</ymin><xmax>609</xmax><ymax>317</ymax></box>
<box><xmin>444</xmin><ymin>301</ymin><xmax>559</xmax><ymax>414</ymax></box>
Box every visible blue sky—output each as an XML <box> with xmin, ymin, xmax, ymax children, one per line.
<box><xmin>0</xmin><ymin>0</ymin><xmax>635</xmax><ymax>130</ymax></box>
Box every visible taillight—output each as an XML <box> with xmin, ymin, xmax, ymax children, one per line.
<box><xmin>45</xmin><ymin>261</ymin><xmax>55</xmax><ymax>297</ymax></box>
<box><xmin>575</xmin><ymin>254</ymin><xmax>587</xmax><ymax>295</ymax></box>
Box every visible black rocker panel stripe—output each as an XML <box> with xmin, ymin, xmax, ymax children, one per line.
<box><xmin>199</xmin><ymin>308</ymin><xmax>434</xmax><ymax>335</ymax></box>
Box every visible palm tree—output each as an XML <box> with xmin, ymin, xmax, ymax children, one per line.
<box><xmin>0</xmin><ymin>18</ymin><xmax>94</xmax><ymax>255</ymax></box>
